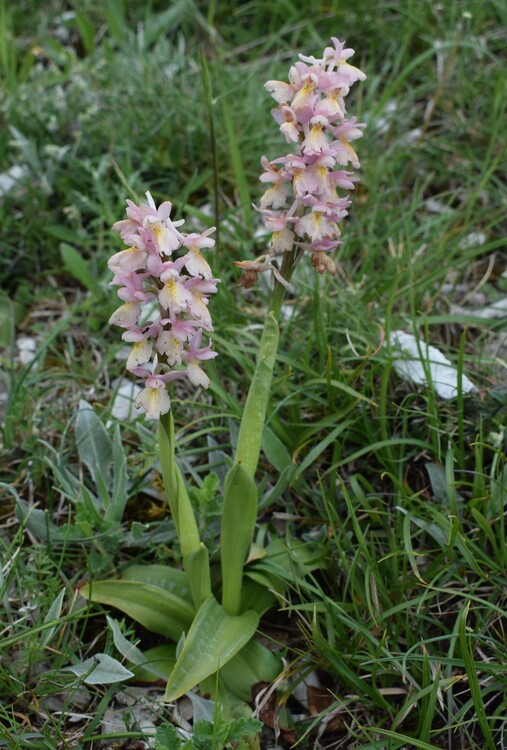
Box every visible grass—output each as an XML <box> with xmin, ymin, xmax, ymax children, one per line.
<box><xmin>1</xmin><ymin>0</ymin><xmax>506</xmax><ymax>747</ymax></box>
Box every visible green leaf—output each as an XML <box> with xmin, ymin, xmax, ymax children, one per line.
<box><xmin>365</xmin><ymin>729</ymin><xmax>445</xmax><ymax>749</ymax></box>
<box><xmin>261</xmin><ymin>426</ymin><xmax>293</xmax><ymax>473</ymax></box>
<box><xmin>81</xmin><ymin>580</ymin><xmax>195</xmax><ymax>640</ymax></box>
<box><xmin>106</xmin><ymin>615</ymin><xmax>145</xmax><ymax>666</ymax></box>
<box><xmin>222</xmin><ymin>97</ymin><xmax>252</xmax><ymax>228</ymax></box>
<box><xmin>234</xmin><ymin>312</ymin><xmax>280</xmax><ymax>478</ymax></box>
<box><xmin>458</xmin><ymin>602</ymin><xmax>496</xmax><ymax>750</ymax></box>
<box><xmin>15</xmin><ymin>495</ymin><xmax>81</xmax><ymax>543</ymax></box>
<box><xmin>105</xmin><ymin>424</ymin><xmax>128</xmax><ymax>524</ymax></box>
<box><xmin>40</xmin><ymin>589</ymin><xmax>66</xmax><ymax>648</ymax></box>
<box><xmin>75</xmin><ymin>400</ymin><xmax>113</xmax><ymax>497</ymax></box>
<box><xmin>0</xmin><ymin>289</ymin><xmax>14</xmax><ymax>347</ymax></box>
<box><xmin>221</xmin><ymin>462</ymin><xmax>258</xmax><ymax>615</ymax></box>
<box><xmin>120</xmin><ymin>564</ymin><xmax>193</xmax><ymax>603</ymax></box>
<box><xmin>104</xmin><ymin>0</ymin><xmax>126</xmax><ymax>43</ymax></box>
<box><xmin>60</xmin><ymin>243</ymin><xmax>95</xmax><ymax>290</ymax></box>
<box><xmin>74</xmin><ymin>11</ymin><xmax>95</xmax><ymax>55</ymax></box>
<box><xmin>183</xmin><ymin>543</ymin><xmax>212</xmax><ymax>609</ymax></box>
<box><xmin>191</xmin><ymin>715</ymin><xmax>262</xmax><ymax>750</ymax></box>
<box><xmin>207</xmin><ymin>716</ymin><xmax>262</xmax><ymax>747</ymax></box>
<box><xmin>164</xmin><ymin>596</ymin><xmax>259</xmax><ymax>701</ymax></box>
<box><xmin>132</xmin><ymin>644</ymin><xmax>177</xmax><ymax>682</ymax></box>
<box><xmin>144</xmin><ymin>0</ymin><xmax>192</xmax><ymax>46</ymax></box>
<box><xmin>64</xmin><ymin>653</ymin><xmax>134</xmax><ymax>685</ymax></box>
<box><xmin>155</xmin><ymin>723</ymin><xmax>182</xmax><ymax>750</ymax></box>
<box><xmin>219</xmin><ymin>639</ymin><xmax>281</xmax><ymax>701</ymax></box>
<box><xmin>240</xmin><ymin>576</ymin><xmax>278</xmax><ymax>615</ymax></box>
<box><xmin>306</xmin><ymin>377</ymin><xmax>377</xmax><ymax>406</ymax></box>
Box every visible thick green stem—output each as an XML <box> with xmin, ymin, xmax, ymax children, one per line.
<box><xmin>268</xmin><ymin>247</ymin><xmax>299</xmax><ymax>318</ymax></box>
<box><xmin>159</xmin><ymin>411</ymin><xmax>210</xmax><ymax>608</ymax></box>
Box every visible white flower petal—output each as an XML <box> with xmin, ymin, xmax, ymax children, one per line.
<box><xmin>135</xmin><ymin>384</ymin><xmax>171</xmax><ymax>419</ymax></box>
<box><xmin>109</xmin><ymin>302</ymin><xmax>141</xmax><ymax>328</ymax></box>
<box><xmin>126</xmin><ymin>340</ymin><xmax>152</xmax><ymax>370</ymax></box>
<box><xmin>187</xmin><ymin>361</ymin><xmax>210</xmax><ymax>388</ymax></box>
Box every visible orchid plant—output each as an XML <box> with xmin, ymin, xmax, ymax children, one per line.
<box><xmin>82</xmin><ymin>37</ymin><xmax>365</xmax><ymax>714</ymax></box>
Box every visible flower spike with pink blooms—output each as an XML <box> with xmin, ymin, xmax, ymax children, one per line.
<box><xmin>109</xmin><ymin>193</ymin><xmax>219</xmax><ymax>419</ymax></box>
<box><xmin>237</xmin><ymin>37</ymin><xmax>365</xmax><ymax>295</ymax></box>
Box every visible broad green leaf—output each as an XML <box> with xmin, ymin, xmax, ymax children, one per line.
<box><xmin>234</xmin><ymin>312</ymin><xmax>280</xmax><ymax>478</ymax></box>
<box><xmin>399</xmin><ymin>507</ymin><xmax>447</xmax><ymax>547</ymax></box>
<box><xmin>183</xmin><ymin>543</ymin><xmax>211</xmax><ymax>608</ymax></box>
<box><xmin>187</xmin><ymin>691</ymin><xmax>215</xmax><ymax>723</ymax></box>
<box><xmin>197</xmin><ymin>675</ymin><xmax>252</xmax><ymax>720</ymax></box>
<box><xmin>253</xmin><ymin>536</ymin><xmax>324</xmax><ymax>582</ymax></box>
<box><xmin>261</xmin><ymin>426</ymin><xmax>293</xmax><ymax>473</ymax></box>
<box><xmin>15</xmin><ymin>495</ymin><xmax>81</xmax><ymax>543</ymax></box>
<box><xmin>106</xmin><ymin>615</ymin><xmax>145</xmax><ymax>666</ymax></box>
<box><xmin>426</xmin><ymin>461</ymin><xmax>463</xmax><ymax>508</ymax></box>
<box><xmin>221</xmin><ymin>462</ymin><xmax>258</xmax><ymax>615</ymax></box>
<box><xmin>164</xmin><ymin>596</ymin><xmax>259</xmax><ymax>701</ymax></box>
<box><xmin>42</xmin><ymin>444</ymin><xmax>86</xmax><ymax>500</ymax></box>
<box><xmin>240</xmin><ymin>576</ymin><xmax>278</xmax><ymax>616</ymax></box>
<box><xmin>81</xmin><ymin>580</ymin><xmax>194</xmax><ymax>640</ymax></box>
<box><xmin>259</xmin><ymin>464</ymin><xmax>294</xmax><ymax>509</ymax></box>
<box><xmin>220</xmin><ymin>639</ymin><xmax>281</xmax><ymax>701</ymax></box>
<box><xmin>120</xmin><ymin>564</ymin><xmax>193</xmax><ymax>603</ymax></box>
<box><xmin>40</xmin><ymin>589</ymin><xmax>66</xmax><ymax>648</ymax></box>
<box><xmin>75</xmin><ymin>401</ymin><xmax>113</xmax><ymax>497</ymax></box>
<box><xmin>132</xmin><ymin>644</ymin><xmax>177</xmax><ymax>682</ymax></box>
<box><xmin>64</xmin><ymin>653</ymin><xmax>134</xmax><ymax>685</ymax></box>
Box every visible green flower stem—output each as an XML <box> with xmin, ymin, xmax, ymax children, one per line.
<box><xmin>268</xmin><ymin>246</ymin><xmax>300</xmax><ymax>318</ymax></box>
<box><xmin>159</xmin><ymin>411</ymin><xmax>210</xmax><ymax>608</ymax></box>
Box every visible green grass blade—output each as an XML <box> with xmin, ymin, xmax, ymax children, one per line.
<box><xmin>222</xmin><ymin>96</ymin><xmax>253</xmax><ymax>229</ymax></box>
<box><xmin>458</xmin><ymin>602</ymin><xmax>496</xmax><ymax>750</ymax></box>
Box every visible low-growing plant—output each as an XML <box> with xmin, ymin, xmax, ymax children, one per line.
<box><xmin>80</xmin><ymin>36</ymin><xmax>366</xmax><ymax>715</ymax></box>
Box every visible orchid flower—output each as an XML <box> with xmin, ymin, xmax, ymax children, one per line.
<box><xmin>109</xmin><ymin>194</ymin><xmax>219</xmax><ymax>419</ymax></box>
